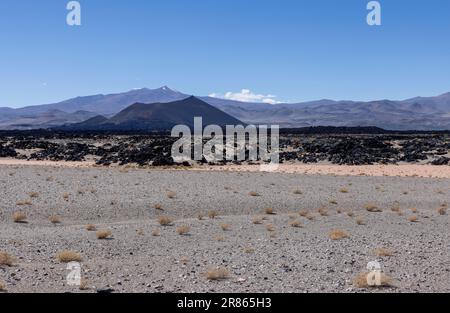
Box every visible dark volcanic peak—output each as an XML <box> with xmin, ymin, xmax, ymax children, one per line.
<box><xmin>64</xmin><ymin>96</ymin><xmax>243</xmax><ymax>131</ymax></box>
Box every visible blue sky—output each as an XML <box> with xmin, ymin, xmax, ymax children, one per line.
<box><xmin>0</xmin><ymin>0</ymin><xmax>449</xmax><ymax>107</ymax></box>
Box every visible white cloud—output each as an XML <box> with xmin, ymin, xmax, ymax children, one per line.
<box><xmin>209</xmin><ymin>89</ymin><xmax>281</xmax><ymax>104</ymax></box>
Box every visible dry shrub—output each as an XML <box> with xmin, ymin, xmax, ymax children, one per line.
<box><xmin>347</xmin><ymin>211</ymin><xmax>354</xmax><ymax>217</ymax></box>
<box><xmin>318</xmin><ymin>208</ymin><xmax>328</xmax><ymax>216</ymax></box>
<box><xmin>289</xmin><ymin>220</ymin><xmax>302</xmax><ymax>228</ymax></box>
<box><xmin>63</xmin><ymin>193</ymin><xmax>70</xmax><ymax>200</ymax></box>
<box><xmin>220</xmin><ymin>223</ymin><xmax>231</xmax><ymax>231</ymax></box>
<box><xmin>197</xmin><ymin>213</ymin><xmax>205</xmax><ymax>220</ymax></box>
<box><xmin>49</xmin><ymin>215</ymin><xmax>62</xmax><ymax>224</ymax></box>
<box><xmin>329</xmin><ymin>229</ymin><xmax>349</xmax><ymax>240</ymax></box>
<box><xmin>154</xmin><ymin>203</ymin><xmax>164</xmax><ymax>211</ymax></box>
<box><xmin>85</xmin><ymin>224</ymin><xmax>96</xmax><ymax>231</ymax></box>
<box><xmin>0</xmin><ymin>251</ymin><xmax>15</xmax><ymax>267</ymax></box>
<box><xmin>329</xmin><ymin>199</ymin><xmax>338</xmax><ymax>205</ymax></box>
<box><xmin>410</xmin><ymin>207</ymin><xmax>418</xmax><ymax>213</ymax></box>
<box><xmin>152</xmin><ymin>229</ymin><xmax>161</xmax><ymax>237</ymax></box>
<box><xmin>16</xmin><ymin>200</ymin><xmax>32</xmax><ymax>206</ymax></box>
<box><xmin>305</xmin><ymin>213</ymin><xmax>315</xmax><ymax>221</ymax></box>
<box><xmin>293</xmin><ymin>189</ymin><xmax>303</xmax><ymax>195</ymax></box>
<box><xmin>365</xmin><ymin>203</ymin><xmax>382</xmax><ymax>212</ymax></box>
<box><xmin>339</xmin><ymin>188</ymin><xmax>349</xmax><ymax>193</ymax></box>
<box><xmin>353</xmin><ymin>272</ymin><xmax>393</xmax><ymax>288</ymax></box>
<box><xmin>336</xmin><ymin>209</ymin><xmax>343</xmax><ymax>214</ymax></box>
<box><xmin>78</xmin><ymin>279</ymin><xmax>89</xmax><ymax>291</ymax></box>
<box><xmin>438</xmin><ymin>207</ymin><xmax>447</xmax><ymax>215</ymax></box>
<box><xmin>264</xmin><ymin>207</ymin><xmax>275</xmax><ymax>215</ymax></box>
<box><xmin>180</xmin><ymin>256</ymin><xmax>189</xmax><ymax>265</ymax></box>
<box><xmin>299</xmin><ymin>209</ymin><xmax>309</xmax><ymax>217</ymax></box>
<box><xmin>391</xmin><ymin>204</ymin><xmax>401</xmax><ymax>212</ymax></box>
<box><xmin>408</xmin><ymin>216</ymin><xmax>419</xmax><ymax>223</ymax></box>
<box><xmin>266</xmin><ymin>224</ymin><xmax>275</xmax><ymax>232</ymax></box>
<box><xmin>252</xmin><ymin>217</ymin><xmax>263</xmax><ymax>224</ymax></box>
<box><xmin>356</xmin><ymin>218</ymin><xmax>366</xmax><ymax>225</ymax></box>
<box><xmin>249</xmin><ymin>191</ymin><xmax>261</xmax><ymax>197</ymax></box>
<box><xmin>374</xmin><ymin>247</ymin><xmax>394</xmax><ymax>257</ymax></box>
<box><xmin>158</xmin><ymin>215</ymin><xmax>173</xmax><ymax>226</ymax></box>
<box><xmin>12</xmin><ymin>212</ymin><xmax>27</xmax><ymax>223</ymax></box>
<box><xmin>176</xmin><ymin>225</ymin><xmax>190</xmax><ymax>235</ymax></box>
<box><xmin>137</xmin><ymin>229</ymin><xmax>144</xmax><ymax>236</ymax></box>
<box><xmin>206</xmin><ymin>267</ymin><xmax>230</xmax><ymax>280</ymax></box>
<box><xmin>244</xmin><ymin>247</ymin><xmax>255</xmax><ymax>254</ymax></box>
<box><xmin>166</xmin><ymin>191</ymin><xmax>176</xmax><ymax>199</ymax></box>
<box><xmin>56</xmin><ymin>250</ymin><xmax>82</xmax><ymax>263</ymax></box>
<box><xmin>207</xmin><ymin>210</ymin><xmax>219</xmax><ymax>219</ymax></box>
<box><xmin>28</xmin><ymin>192</ymin><xmax>39</xmax><ymax>198</ymax></box>
<box><xmin>96</xmin><ymin>229</ymin><xmax>112</xmax><ymax>239</ymax></box>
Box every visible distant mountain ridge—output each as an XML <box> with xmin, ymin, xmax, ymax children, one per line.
<box><xmin>62</xmin><ymin>96</ymin><xmax>243</xmax><ymax>131</ymax></box>
<box><xmin>1</xmin><ymin>86</ymin><xmax>450</xmax><ymax>130</ymax></box>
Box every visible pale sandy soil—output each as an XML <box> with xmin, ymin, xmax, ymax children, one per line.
<box><xmin>1</xmin><ymin>158</ymin><xmax>449</xmax><ymax>178</ymax></box>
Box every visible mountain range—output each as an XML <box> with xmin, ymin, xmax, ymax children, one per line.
<box><xmin>1</xmin><ymin>86</ymin><xmax>450</xmax><ymax>130</ymax></box>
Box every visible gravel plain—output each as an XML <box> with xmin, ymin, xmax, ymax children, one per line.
<box><xmin>0</xmin><ymin>164</ymin><xmax>449</xmax><ymax>293</ymax></box>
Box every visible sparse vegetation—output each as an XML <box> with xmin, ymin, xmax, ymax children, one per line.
<box><xmin>264</xmin><ymin>207</ymin><xmax>275</xmax><ymax>215</ymax></box>
<box><xmin>63</xmin><ymin>193</ymin><xmax>70</xmax><ymax>200</ymax></box>
<box><xmin>266</xmin><ymin>224</ymin><xmax>275</xmax><ymax>232</ymax></box>
<box><xmin>438</xmin><ymin>206</ymin><xmax>447</xmax><ymax>215</ymax></box>
<box><xmin>339</xmin><ymin>188</ymin><xmax>349</xmax><ymax>193</ymax></box>
<box><xmin>252</xmin><ymin>216</ymin><xmax>263</xmax><ymax>224</ymax></box>
<box><xmin>166</xmin><ymin>191</ymin><xmax>177</xmax><ymax>199</ymax></box>
<box><xmin>206</xmin><ymin>267</ymin><xmax>230</xmax><ymax>280</ymax></box>
<box><xmin>197</xmin><ymin>213</ymin><xmax>205</xmax><ymax>220</ymax></box>
<box><xmin>347</xmin><ymin>212</ymin><xmax>354</xmax><ymax>218</ymax></box>
<box><xmin>96</xmin><ymin>229</ymin><xmax>112</xmax><ymax>239</ymax></box>
<box><xmin>289</xmin><ymin>220</ymin><xmax>302</xmax><ymax>228</ymax></box>
<box><xmin>158</xmin><ymin>215</ymin><xmax>174</xmax><ymax>226</ymax></box>
<box><xmin>207</xmin><ymin>210</ymin><xmax>218</xmax><ymax>219</ymax></box>
<box><xmin>154</xmin><ymin>203</ymin><xmax>163</xmax><ymax>211</ymax></box>
<box><xmin>0</xmin><ymin>281</ymin><xmax>6</xmax><ymax>292</ymax></box>
<box><xmin>176</xmin><ymin>225</ymin><xmax>191</xmax><ymax>235</ymax></box>
<box><xmin>329</xmin><ymin>229</ymin><xmax>349</xmax><ymax>240</ymax></box>
<box><xmin>12</xmin><ymin>211</ymin><xmax>27</xmax><ymax>223</ymax></box>
<box><xmin>293</xmin><ymin>189</ymin><xmax>303</xmax><ymax>195</ymax></box>
<box><xmin>408</xmin><ymin>216</ymin><xmax>419</xmax><ymax>223</ymax></box>
<box><xmin>356</xmin><ymin>218</ymin><xmax>366</xmax><ymax>225</ymax></box>
<box><xmin>49</xmin><ymin>215</ymin><xmax>62</xmax><ymax>224</ymax></box>
<box><xmin>244</xmin><ymin>247</ymin><xmax>255</xmax><ymax>254</ymax></box>
<box><xmin>152</xmin><ymin>229</ymin><xmax>161</xmax><ymax>237</ymax></box>
<box><xmin>374</xmin><ymin>247</ymin><xmax>394</xmax><ymax>257</ymax></box>
<box><xmin>318</xmin><ymin>208</ymin><xmax>328</xmax><ymax>216</ymax></box>
<box><xmin>28</xmin><ymin>192</ymin><xmax>39</xmax><ymax>198</ymax></box>
<box><xmin>220</xmin><ymin>223</ymin><xmax>231</xmax><ymax>231</ymax></box>
<box><xmin>0</xmin><ymin>251</ymin><xmax>15</xmax><ymax>267</ymax></box>
<box><xmin>410</xmin><ymin>207</ymin><xmax>418</xmax><ymax>213</ymax></box>
<box><xmin>16</xmin><ymin>200</ymin><xmax>32</xmax><ymax>206</ymax></box>
<box><xmin>214</xmin><ymin>235</ymin><xmax>225</xmax><ymax>242</ymax></box>
<box><xmin>85</xmin><ymin>224</ymin><xmax>96</xmax><ymax>231</ymax></box>
<box><xmin>56</xmin><ymin>250</ymin><xmax>82</xmax><ymax>263</ymax></box>
<box><xmin>365</xmin><ymin>203</ymin><xmax>382</xmax><ymax>212</ymax></box>
<box><xmin>329</xmin><ymin>199</ymin><xmax>338</xmax><ymax>205</ymax></box>
<box><xmin>249</xmin><ymin>191</ymin><xmax>261</xmax><ymax>197</ymax></box>
<box><xmin>299</xmin><ymin>210</ymin><xmax>309</xmax><ymax>217</ymax></box>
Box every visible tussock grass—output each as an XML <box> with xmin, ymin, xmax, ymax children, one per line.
<box><xmin>264</xmin><ymin>207</ymin><xmax>276</xmax><ymax>215</ymax></box>
<box><xmin>85</xmin><ymin>224</ymin><xmax>96</xmax><ymax>231</ymax></box>
<box><xmin>154</xmin><ymin>203</ymin><xmax>164</xmax><ymax>211</ymax></box>
<box><xmin>56</xmin><ymin>250</ymin><xmax>82</xmax><ymax>263</ymax></box>
<box><xmin>28</xmin><ymin>192</ymin><xmax>39</xmax><ymax>198</ymax></box>
<box><xmin>353</xmin><ymin>272</ymin><xmax>393</xmax><ymax>288</ymax></box>
<box><xmin>96</xmin><ymin>229</ymin><xmax>112</xmax><ymax>239</ymax></box>
<box><xmin>176</xmin><ymin>225</ymin><xmax>191</xmax><ymax>235</ymax></box>
<box><xmin>347</xmin><ymin>212</ymin><xmax>354</xmax><ymax>217</ymax></box>
<box><xmin>0</xmin><ymin>251</ymin><xmax>15</xmax><ymax>267</ymax></box>
<box><xmin>374</xmin><ymin>247</ymin><xmax>394</xmax><ymax>257</ymax></box>
<box><xmin>329</xmin><ymin>229</ymin><xmax>349</xmax><ymax>240</ymax></box>
<box><xmin>318</xmin><ymin>208</ymin><xmax>328</xmax><ymax>216</ymax></box>
<box><xmin>339</xmin><ymin>188</ymin><xmax>349</xmax><ymax>193</ymax></box>
<box><xmin>299</xmin><ymin>210</ymin><xmax>309</xmax><ymax>217</ymax></box>
<box><xmin>293</xmin><ymin>189</ymin><xmax>303</xmax><ymax>195</ymax></box>
<box><xmin>365</xmin><ymin>203</ymin><xmax>382</xmax><ymax>212</ymax></box>
<box><xmin>289</xmin><ymin>220</ymin><xmax>302</xmax><ymax>228</ymax></box>
<box><xmin>16</xmin><ymin>200</ymin><xmax>32</xmax><ymax>206</ymax></box>
<box><xmin>249</xmin><ymin>191</ymin><xmax>261</xmax><ymax>197</ymax></box>
<box><xmin>166</xmin><ymin>191</ymin><xmax>176</xmax><ymax>199</ymax></box>
<box><xmin>49</xmin><ymin>215</ymin><xmax>62</xmax><ymax>224</ymax></box>
<box><xmin>356</xmin><ymin>218</ymin><xmax>366</xmax><ymax>225</ymax></box>
<box><xmin>197</xmin><ymin>213</ymin><xmax>205</xmax><ymax>220</ymax></box>
<box><xmin>266</xmin><ymin>224</ymin><xmax>275</xmax><ymax>232</ymax></box>
<box><xmin>158</xmin><ymin>215</ymin><xmax>174</xmax><ymax>226</ymax></box>
<box><xmin>206</xmin><ymin>267</ymin><xmax>230</xmax><ymax>280</ymax></box>
<box><xmin>12</xmin><ymin>212</ymin><xmax>27</xmax><ymax>223</ymax></box>
<box><xmin>329</xmin><ymin>199</ymin><xmax>338</xmax><ymax>205</ymax></box>
<box><xmin>214</xmin><ymin>235</ymin><xmax>225</xmax><ymax>242</ymax></box>
<box><xmin>408</xmin><ymin>216</ymin><xmax>419</xmax><ymax>223</ymax></box>
<box><xmin>207</xmin><ymin>210</ymin><xmax>219</xmax><ymax>219</ymax></box>
<box><xmin>220</xmin><ymin>223</ymin><xmax>231</xmax><ymax>231</ymax></box>
<box><xmin>63</xmin><ymin>193</ymin><xmax>70</xmax><ymax>200</ymax></box>
<box><xmin>252</xmin><ymin>217</ymin><xmax>263</xmax><ymax>224</ymax></box>
<box><xmin>152</xmin><ymin>229</ymin><xmax>161</xmax><ymax>237</ymax></box>
<box><xmin>410</xmin><ymin>207</ymin><xmax>418</xmax><ymax>213</ymax></box>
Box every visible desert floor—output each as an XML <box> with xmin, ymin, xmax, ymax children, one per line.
<box><xmin>0</xmin><ymin>164</ymin><xmax>449</xmax><ymax>293</ymax></box>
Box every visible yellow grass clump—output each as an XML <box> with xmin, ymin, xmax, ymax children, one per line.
<box><xmin>166</xmin><ymin>191</ymin><xmax>176</xmax><ymax>199</ymax></box>
<box><xmin>207</xmin><ymin>210</ymin><xmax>219</xmax><ymax>219</ymax></box>
<box><xmin>264</xmin><ymin>207</ymin><xmax>275</xmax><ymax>215</ymax></box>
<box><xmin>96</xmin><ymin>229</ymin><xmax>112</xmax><ymax>240</ymax></box>
<box><xmin>408</xmin><ymin>216</ymin><xmax>419</xmax><ymax>223</ymax></box>
<box><xmin>12</xmin><ymin>212</ymin><xmax>27</xmax><ymax>223</ymax></box>
<box><xmin>249</xmin><ymin>191</ymin><xmax>261</xmax><ymax>197</ymax></box>
<box><xmin>252</xmin><ymin>216</ymin><xmax>263</xmax><ymax>224</ymax></box>
<box><xmin>0</xmin><ymin>251</ymin><xmax>15</xmax><ymax>267</ymax></box>
<box><xmin>356</xmin><ymin>218</ymin><xmax>366</xmax><ymax>225</ymax></box>
<box><xmin>158</xmin><ymin>215</ymin><xmax>174</xmax><ymax>226</ymax></box>
<box><xmin>365</xmin><ymin>203</ymin><xmax>382</xmax><ymax>212</ymax></box>
<box><xmin>206</xmin><ymin>267</ymin><xmax>230</xmax><ymax>280</ymax></box>
<box><xmin>329</xmin><ymin>229</ymin><xmax>349</xmax><ymax>240</ymax></box>
<box><xmin>56</xmin><ymin>250</ymin><xmax>82</xmax><ymax>263</ymax></box>
<box><xmin>16</xmin><ymin>200</ymin><xmax>32</xmax><ymax>206</ymax></box>
<box><xmin>176</xmin><ymin>225</ymin><xmax>191</xmax><ymax>235</ymax></box>
<box><xmin>289</xmin><ymin>220</ymin><xmax>302</xmax><ymax>228</ymax></box>
<box><xmin>353</xmin><ymin>272</ymin><xmax>393</xmax><ymax>288</ymax></box>
<box><xmin>85</xmin><ymin>224</ymin><xmax>96</xmax><ymax>231</ymax></box>
<box><xmin>49</xmin><ymin>215</ymin><xmax>62</xmax><ymax>224</ymax></box>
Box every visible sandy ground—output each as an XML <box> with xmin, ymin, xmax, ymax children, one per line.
<box><xmin>0</xmin><ymin>164</ymin><xmax>449</xmax><ymax>293</ymax></box>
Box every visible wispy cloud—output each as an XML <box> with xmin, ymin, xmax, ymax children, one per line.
<box><xmin>209</xmin><ymin>89</ymin><xmax>281</xmax><ymax>104</ymax></box>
